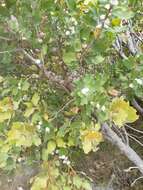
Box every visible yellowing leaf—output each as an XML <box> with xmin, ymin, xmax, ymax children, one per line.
<box><xmin>24</xmin><ymin>107</ymin><xmax>35</xmax><ymax>118</ymax></box>
<box><xmin>0</xmin><ymin>97</ymin><xmax>13</xmax><ymax>112</ymax></box>
<box><xmin>31</xmin><ymin>93</ymin><xmax>40</xmax><ymax>106</ymax></box>
<box><xmin>47</xmin><ymin>140</ymin><xmax>56</xmax><ymax>154</ymax></box>
<box><xmin>110</xmin><ymin>98</ymin><xmax>139</xmax><ymax>127</ymax></box>
<box><xmin>31</xmin><ymin>176</ymin><xmax>48</xmax><ymax>190</ymax></box>
<box><xmin>56</xmin><ymin>137</ymin><xmax>66</xmax><ymax>148</ymax></box>
<box><xmin>94</xmin><ymin>27</ymin><xmax>102</xmax><ymax>39</ymax></box>
<box><xmin>43</xmin><ymin>113</ymin><xmax>49</xmax><ymax>121</ymax></box>
<box><xmin>0</xmin><ymin>112</ymin><xmax>12</xmax><ymax>123</ymax></box>
<box><xmin>7</xmin><ymin>122</ymin><xmax>41</xmax><ymax>147</ymax></box>
<box><xmin>0</xmin><ymin>97</ymin><xmax>14</xmax><ymax>123</ymax></box>
<box><xmin>24</xmin><ymin>102</ymin><xmax>36</xmax><ymax>118</ymax></box>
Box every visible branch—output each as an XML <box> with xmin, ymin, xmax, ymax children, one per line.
<box><xmin>113</xmin><ymin>36</ymin><xmax>128</xmax><ymax>59</ymax></box>
<box><xmin>132</xmin><ymin>99</ymin><xmax>143</xmax><ymax>115</ymax></box>
<box><xmin>22</xmin><ymin>50</ymin><xmax>73</xmax><ymax>92</ymax></box>
<box><xmin>131</xmin><ymin>176</ymin><xmax>143</xmax><ymax>187</ymax></box>
<box><xmin>128</xmin><ymin>134</ymin><xmax>143</xmax><ymax>147</ymax></box>
<box><xmin>0</xmin><ymin>36</ymin><xmax>12</xmax><ymax>41</ymax></box>
<box><xmin>125</xmin><ymin>124</ymin><xmax>143</xmax><ymax>135</ymax></box>
<box><xmin>101</xmin><ymin>123</ymin><xmax>143</xmax><ymax>175</ymax></box>
<box><xmin>124</xmin><ymin>166</ymin><xmax>138</xmax><ymax>172</ymax></box>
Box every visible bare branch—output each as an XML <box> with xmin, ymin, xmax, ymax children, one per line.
<box><xmin>124</xmin><ymin>166</ymin><xmax>138</xmax><ymax>172</ymax></box>
<box><xmin>22</xmin><ymin>50</ymin><xmax>73</xmax><ymax>92</ymax></box>
<box><xmin>128</xmin><ymin>134</ymin><xmax>143</xmax><ymax>147</ymax></box>
<box><xmin>125</xmin><ymin>124</ymin><xmax>143</xmax><ymax>134</ymax></box>
<box><xmin>101</xmin><ymin>123</ymin><xmax>143</xmax><ymax>175</ymax></box>
<box><xmin>0</xmin><ymin>48</ymin><xmax>22</xmax><ymax>54</ymax></box>
<box><xmin>132</xmin><ymin>99</ymin><xmax>143</xmax><ymax>115</ymax></box>
<box><xmin>0</xmin><ymin>36</ymin><xmax>12</xmax><ymax>41</ymax></box>
<box><xmin>131</xmin><ymin>176</ymin><xmax>143</xmax><ymax>187</ymax></box>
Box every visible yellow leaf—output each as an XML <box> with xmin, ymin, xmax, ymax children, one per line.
<box><xmin>111</xmin><ymin>18</ymin><xmax>121</xmax><ymax>26</ymax></box>
<box><xmin>84</xmin><ymin>130</ymin><xmax>103</xmax><ymax>142</ymax></box>
<box><xmin>43</xmin><ymin>113</ymin><xmax>49</xmax><ymax>121</ymax></box>
<box><xmin>81</xmin><ymin>129</ymin><xmax>103</xmax><ymax>154</ymax></box>
<box><xmin>110</xmin><ymin>98</ymin><xmax>139</xmax><ymax>127</ymax></box>
<box><xmin>87</xmin><ymin>132</ymin><xmax>102</xmax><ymax>141</ymax></box>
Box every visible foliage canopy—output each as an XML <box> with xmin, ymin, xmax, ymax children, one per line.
<box><xmin>0</xmin><ymin>0</ymin><xmax>142</xmax><ymax>189</ymax></box>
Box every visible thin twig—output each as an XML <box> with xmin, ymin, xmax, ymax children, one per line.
<box><xmin>122</xmin><ymin>127</ymin><xmax>129</xmax><ymax>145</ymax></box>
<box><xmin>0</xmin><ymin>36</ymin><xmax>12</xmax><ymax>41</ymax></box>
<box><xmin>22</xmin><ymin>50</ymin><xmax>73</xmax><ymax>92</ymax></box>
<box><xmin>22</xmin><ymin>49</ymin><xmax>41</xmax><ymax>65</ymax></box>
<box><xmin>125</xmin><ymin>124</ymin><xmax>143</xmax><ymax>134</ymax></box>
<box><xmin>113</xmin><ymin>124</ymin><xmax>127</xmax><ymax>144</ymax></box>
<box><xmin>131</xmin><ymin>176</ymin><xmax>143</xmax><ymax>187</ymax></box>
<box><xmin>0</xmin><ymin>48</ymin><xmax>22</xmax><ymax>54</ymax></box>
<box><xmin>128</xmin><ymin>134</ymin><xmax>143</xmax><ymax>147</ymax></box>
<box><xmin>124</xmin><ymin>166</ymin><xmax>138</xmax><ymax>172</ymax></box>
<box><xmin>50</xmin><ymin>98</ymin><xmax>74</xmax><ymax>121</ymax></box>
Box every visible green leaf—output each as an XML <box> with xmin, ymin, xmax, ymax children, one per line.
<box><xmin>0</xmin><ymin>76</ymin><xmax>4</xmax><ymax>83</ymax></box>
<box><xmin>63</xmin><ymin>186</ymin><xmax>71</xmax><ymax>190</ymax></box>
<box><xmin>22</xmin><ymin>80</ymin><xmax>30</xmax><ymax>91</ymax></box>
<box><xmin>73</xmin><ymin>176</ymin><xmax>82</xmax><ymax>189</ymax></box>
<box><xmin>66</xmin><ymin>0</ymin><xmax>76</xmax><ymax>10</ymax></box>
<box><xmin>63</xmin><ymin>51</ymin><xmax>77</xmax><ymax>65</ymax></box>
<box><xmin>82</xmin><ymin>181</ymin><xmax>92</xmax><ymax>190</ymax></box>
<box><xmin>113</xmin><ymin>7</ymin><xmax>134</xmax><ymax>19</ymax></box>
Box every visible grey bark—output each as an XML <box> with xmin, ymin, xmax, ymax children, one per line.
<box><xmin>132</xmin><ymin>99</ymin><xmax>143</xmax><ymax>115</ymax></box>
<box><xmin>101</xmin><ymin>123</ymin><xmax>143</xmax><ymax>175</ymax></box>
